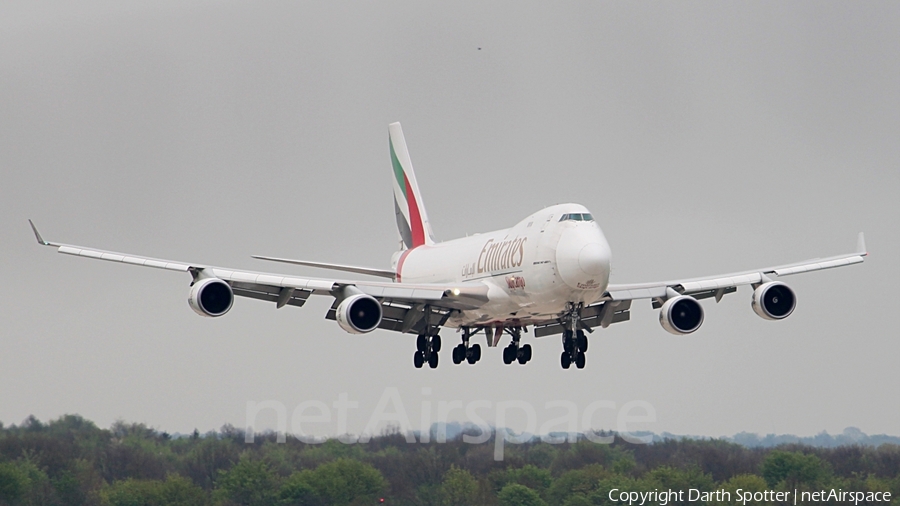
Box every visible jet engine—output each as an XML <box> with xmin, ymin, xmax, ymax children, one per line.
<box><xmin>751</xmin><ymin>282</ymin><xmax>796</xmax><ymax>320</ymax></box>
<box><xmin>336</xmin><ymin>293</ymin><xmax>383</xmax><ymax>334</ymax></box>
<box><xmin>659</xmin><ymin>295</ymin><xmax>704</xmax><ymax>335</ymax></box>
<box><xmin>188</xmin><ymin>278</ymin><xmax>234</xmax><ymax>317</ymax></box>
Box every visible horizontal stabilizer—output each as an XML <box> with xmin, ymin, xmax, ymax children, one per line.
<box><xmin>251</xmin><ymin>255</ymin><xmax>396</xmax><ymax>279</ymax></box>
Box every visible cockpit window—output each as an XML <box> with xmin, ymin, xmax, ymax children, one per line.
<box><xmin>559</xmin><ymin>213</ymin><xmax>594</xmax><ymax>222</ymax></box>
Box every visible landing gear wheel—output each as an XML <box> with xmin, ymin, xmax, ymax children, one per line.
<box><xmin>428</xmin><ymin>351</ymin><xmax>439</xmax><ymax>369</ymax></box>
<box><xmin>576</xmin><ymin>330</ymin><xmax>588</xmax><ymax>352</ymax></box>
<box><xmin>466</xmin><ymin>344</ymin><xmax>481</xmax><ymax>364</ymax></box>
<box><xmin>432</xmin><ymin>334</ymin><xmax>442</xmax><ymax>352</ymax></box>
<box><xmin>416</xmin><ymin>335</ymin><xmax>427</xmax><ymax>353</ymax></box>
<box><xmin>452</xmin><ymin>345</ymin><xmax>464</xmax><ymax>365</ymax></box>
<box><xmin>414</xmin><ymin>351</ymin><xmax>424</xmax><ymax>369</ymax></box>
<box><xmin>517</xmin><ymin>348</ymin><xmax>528</xmax><ymax>365</ymax></box>
<box><xmin>522</xmin><ymin>344</ymin><xmax>532</xmax><ymax>362</ymax></box>
<box><xmin>561</xmin><ymin>351</ymin><xmax>571</xmax><ymax>369</ymax></box>
<box><xmin>563</xmin><ymin>330</ymin><xmax>576</xmax><ymax>354</ymax></box>
<box><xmin>575</xmin><ymin>351</ymin><xmax>586</xmax><ymax>369</ymax></box>
<box><xmin>467</xmin><ymin>344</ymin><xmax>481</xmax><ymax>364</ymax></box>
<box><xmin>503</xmin><ymin>346</ymin><xmax>515</xmax><ymax>365</ymax></box>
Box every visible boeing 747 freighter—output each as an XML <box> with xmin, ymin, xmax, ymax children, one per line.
<box><xmin>30</xmin><ymin>123</ymin><xmax>867</xmax><ymax>369</ymax></box>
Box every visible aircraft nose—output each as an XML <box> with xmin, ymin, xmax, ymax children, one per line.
<box><xmin>579</xmin><ymin>243</ymin><xmax>607</xmax><ymax>275</ymax></box>
<box><xmin>556</xmin><ymin>228</ymin><xmax>610</xmax><ymax>291</ymax></box>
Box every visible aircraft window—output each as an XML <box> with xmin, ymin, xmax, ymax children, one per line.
<box><xmin>559</xmin><ymin>213</ymin><xmax>593</xmax><ymax>222</ymax></box>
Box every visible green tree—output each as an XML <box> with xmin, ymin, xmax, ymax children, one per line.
<box><xmin>761</xmin><ymin>451</ymin><xmax>831</xmax><ymax>490</ymax></box>
<box><xmin>0</xmin><ymin>461</ymin><xmax>29</xmax><ymax>504</ymax></box>
<box><xmin>53</xmin><ymin>458</ymin><xmax>104</xmax><ymax>506</ymax></box>
<box><xmin>213</xmin><ymin>454</ymin><xmax>279</xmax><ymax>506</ymax></box>
<box><xmin>546</xmin><ymin>464</ymin><xmax>611</xmax><ymax>505</ymax></box>
<box><xmin>498</xmin><ymin>483</ymin><xmax>547</xmax><ymax>506</ymax></box>
<box><xmin>278</xmin><ymin>473</ymin><xmax>322</xmax><ymax>506</ymax></box>
<box><xmin>101</xmin><ymin>474</ymin><xmax>208</xmax><ymax>506</ymax></box>
<box><xmin>504</xmin><ymin>465</ymin><xmax>552</xmax><ymax>497</ymax></box>
<box><xmin>562</xmin><ymin>496</ymin><xmax>593</xmax><ymax>506</ymax></box>
<box><xmin>181</xmin><ymin>436</ymin><xmax>241</xmax><ymax>491</ymax></box>
<box><xmin>288</xmin><ymin>459</ymin><xmax>386</xmax><ymax>506</ymax></box>
<box><xmin>439</xmin><ymin>465</ymin><xmax>477</xmax><ymax>506</ymax></box>
<box><xmin>648</xmin><ymin>466</ymin><xmax>715</xmax><ymax>492</ymax></box>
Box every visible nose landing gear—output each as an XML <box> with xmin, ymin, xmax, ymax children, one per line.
<box><xmin>560</xmin><ymin>303</ymin><xmax>588</xmax><ymax>369</ymax></box>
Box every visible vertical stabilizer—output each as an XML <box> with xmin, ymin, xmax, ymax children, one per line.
<box><xmin>390</xmin><ymin>122</ymin><xmax>435</xmax><ymax>249</ymax></box>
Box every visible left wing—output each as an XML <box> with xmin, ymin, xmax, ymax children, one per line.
<box><xmin>534</xmin><ymin>233</ymin><xmax>867</xmax><ymax>337</ymax></box>
<box><xmin>605</xmin><ymin>232</ymin><xmax>867</xmax><ymax>303</ymax></box>
<box><xmin>28</xmin><ymin>220</ymin><xmax>488</xmax><ymax>335</ymax></box>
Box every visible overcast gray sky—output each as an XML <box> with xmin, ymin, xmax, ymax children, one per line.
<box><xmin>2</xmin><ymin>1</ymin><xmax>898</xmax><ymax>439</ymax></box>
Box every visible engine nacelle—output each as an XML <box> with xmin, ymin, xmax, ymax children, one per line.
<box><xmin>659</xmin><ymin>295</ymin><xmax>704</xmax><ymax>335</ymax></box>
<box><xmin>335</xmin><ymin>293</ymin><xmax>382</xmax><ymax>334</ymax></box>
<box><xmin>188</xmin><ymin>278</ymin><xmax>234</xmax><ymax>317</ymax></box>
<box><xmin>752</xmin><ymin>282</ymin><xmax>796</xmax><ymax>320</ymax></box>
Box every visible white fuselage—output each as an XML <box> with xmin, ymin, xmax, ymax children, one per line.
<box><xmin>393</xmin><ymin>203</ymin><xmax>611</xmax><ymax>328</ymax></box>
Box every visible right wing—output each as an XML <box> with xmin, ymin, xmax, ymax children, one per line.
<box><xmin>29</xmin><ymin>221</ymin><xmax>488</xmax><ymax>335</ymax></box>
<box><xmin>250</xmin><ymin>254</ymin><xmax>397</xmax><ymax>279</ymax></box>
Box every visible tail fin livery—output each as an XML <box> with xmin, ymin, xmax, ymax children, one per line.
<box><xmin>390</xmin><ymin>122</ymin><xmax>435</xmax><ymax>249</ymax></box>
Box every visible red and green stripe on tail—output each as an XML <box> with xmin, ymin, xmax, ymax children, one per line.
<box><xmin>390</xmin><ymin>122</ymin><xmax>434</xmax><ymax>249</ymax></box>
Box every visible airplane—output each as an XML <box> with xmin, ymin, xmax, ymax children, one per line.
<box><xmin>29</xmin><ymin>122</ymin><xmax>868</xmax><ymax>370</ymax></box>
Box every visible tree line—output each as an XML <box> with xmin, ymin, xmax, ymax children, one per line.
<box><xmin>0</xmin><ymin>415</ymin><xmax>898</xmax><ymax>505</ymax></box>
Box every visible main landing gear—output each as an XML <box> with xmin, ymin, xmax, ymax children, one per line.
<box><xmin>451</xmin><ymin>327</ymin><xmax>482</xmax><ymax>365</ymax></box>
<box><xmin>560</xmin><ymin>303</ymin><xmax>588</xmax><ymax>369</ymax></box>
<box><xmin>413</xmin><ymin>333</ymin><xmax>441</xmax><ymax>369</ymax></box>
<box><xmin>502</xmin><ymin>326</ymin><xmax>533</xmax><ymax>365</ymax></box>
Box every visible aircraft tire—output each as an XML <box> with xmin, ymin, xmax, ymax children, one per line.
<box><xmin>428</xmin><ymin>351</ymin><xmax>439</xmax><ymax>369</ymax></box>
<box><xmin>452</xmin><ymin>345</ymin><xmax>464</xmax><ymax>364</ymax></box>
<box><xmin>575</xmin><ymin>351</ymin><xmax>586</xmax><ymax>369</ymax></box>
<box><xmin>577</xmin><ymin>331</ymin><xmax>588</xmax><ymax>352</ymax></box>
<box><xmin>416</xmin><ymin>335</ymin><xmax>427</xmax><ymax>353</ymax></box>
<box><xmin>503</xmin><ymin>346</ymin><xmax>514</xmax><ymax>365</ymax></box>
<box><xmin>522</xmin><ymin>344</ymin><xmax>532</xmax><ymax>362</ymax></box>
<box><xmin>561</xmin><ymin>351</ymin><xmax>571</xmax><ymax>369</ymax></box>
<box><xmin>414</xmin><ymin>351</ymin><xmax>424</xmax><ymax>369</ymax></box>
<box><xmin>470</xmin><ymin>344</ymin><xmax>481</xmax><ymax>363</ymax></box>
<box><xmin>432</xmin><ymin>334</ymin><xmax>442</xmax><ymax>352</ymax></box>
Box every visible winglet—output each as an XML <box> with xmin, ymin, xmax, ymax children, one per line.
<box><xmin>28</xmin><ymin>219</ymin><xmax>50</xmax><ymax>246</ymax></box>
<box><xmin>857</xmin><ymin>232</ymin><xmax>867</xmax><ymax>256</ymax></box>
